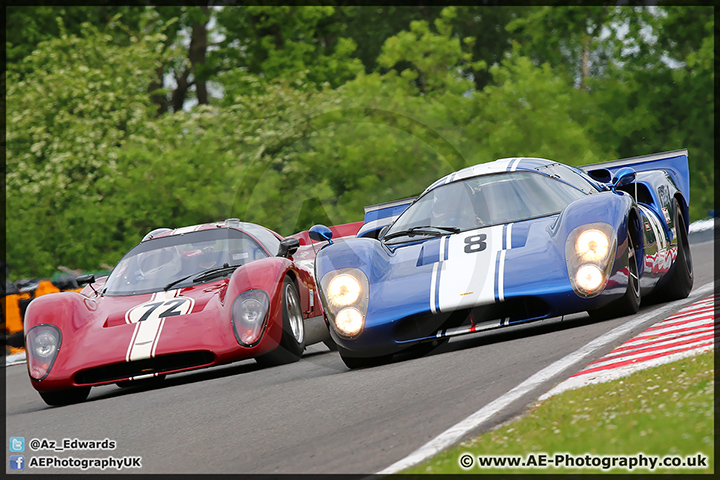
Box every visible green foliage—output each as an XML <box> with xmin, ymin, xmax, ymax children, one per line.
<box><xmin>377</xmin><ymin>7</ymin><xmax>485</xmax><ymax>96</ymax></box>
<box><xmin>6</xmin><ymin>22</ymin><xmax>166</xmax><ymax>277</ymax></box>
<box><xmin>470</xmin><ymin>54</ymin><xmax>606</xmax><ymax>165</ymax></box>
<box><xmin>5</xmin><ymin>5</ymin><xmax>148</xmax><ymax>74</ymax></box>
<box><xmin>4</xmin><ymin>6</ymin><xmax>713</xmax><ymax>278</ymax></box>
<box><xmin>213</xmin><ymin>6</ymin><xmax>364</xmax><ymax>91</ymax></box>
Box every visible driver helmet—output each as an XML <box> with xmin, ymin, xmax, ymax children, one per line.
<box><xmin>138</xmin><ymin>246</ymin><xmax>182</xmax><ymax>278</ymax></box>
<box><xmin>431</xmin><ymin>185</ymin><xmax>462</xmax><ymax>223</ymax></box>
<box><xmin>431</xmin><ymin>183</ymin><xmax>475</xmax><ymax>226</ymax></box>
<box><xmin>197</xmin><ymin>246</ymin><xmax>221</xmax><ymax>269</ymax></box>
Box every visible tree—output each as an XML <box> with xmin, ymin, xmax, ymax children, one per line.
<box><xmin>212</xmin><ymin>6</ymin><xmax>363</xmax><ymax>91</ymax></box>
<box><xmin>6</xmin><ymin>21</ymin><xmax>166</xmax><ymax>277</ymax></box>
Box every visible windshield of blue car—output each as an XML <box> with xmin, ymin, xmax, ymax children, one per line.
<box><xmin>383</xmin><ymin>171</ymin><xmax>587</xmax><ymax>242</ymax></box>
<box><xmin>103</xmin><ymin>229</ymin><xmax>270</xmax><ymax>296</ymax></box>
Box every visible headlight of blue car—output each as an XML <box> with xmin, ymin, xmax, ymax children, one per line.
<box><xmin>320</xmin><ymin>268</ymin><xmax>369</xmax><ymax>338</ymax></box>
<box><xmin>566</xmin><ymin>223</ymin><xmax>617</xmax><ymax>297</ymax></box>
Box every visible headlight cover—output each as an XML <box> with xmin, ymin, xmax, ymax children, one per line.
<box><xmin>231</xmin><ymin>290</ymin><xmax>270</xmax><ymax>346</ymax></box>
<box><xmin>26</xmin><ymin>324</ymin><xmax>62</xmax><ymax>381</ymax></box>
<box><xmin>320</xmin><ymin>268</ymin><xmax>369</xmax><ymax>338</ymax></box>
<box><xmin>566</xmin><ymin>223</ymin><xmax>616</xmax><ymax>297</ymax></box>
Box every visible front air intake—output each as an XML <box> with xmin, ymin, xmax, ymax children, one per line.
<box><xmin>74</xmin><ymin>351</ymin><xmax>216</xmax><ymax>385</ymax></box>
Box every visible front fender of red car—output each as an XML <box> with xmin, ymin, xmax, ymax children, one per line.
<box><xmin>23</xmin><ymin>292</ymin><xmax>97</xmax><ymax>389</ymax></box>
<box><xmin>226</xmin><ymin>257</ymin><xmax>295</xmax><ymax>353</ymax></box>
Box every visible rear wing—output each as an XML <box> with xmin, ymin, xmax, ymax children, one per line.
<box><xmin>356</xmin><ymin>197</ymin><xmax>416</xmax><ymax>239</ymax></box>
<box><xmin>580</xmin><ymin>149</ymin><xmax>689</xmax><ymax>204</ymax></box>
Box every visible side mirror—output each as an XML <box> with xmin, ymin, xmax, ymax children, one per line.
<box><xmin>610</xmin><ymin>167</ymin><xmax>636</xmax><ymax>192</ymax></box>
<box><xmin>277</xmin><ymin>238</ymin><xmax>300</xmax><ymax>258</ymax></box>
<box><xmin>308</xmin><ymin>225</ymin><xmax>333</xmax><ymax>245</ymax></box>
<box><xmin>378</xmin><ymin>225</ymin><xmax>390</xmax><ymax>240</ymax></box>
<box><xmin>76</xmin><ymin>274</ymin><xmax>96</xmax><ymax>286</ymax></box>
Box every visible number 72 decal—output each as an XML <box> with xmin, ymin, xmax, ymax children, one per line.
<box><xmin>126</xmin><ymin>297</ymin><xmax>194</xmax><ymax>324</ymax></box>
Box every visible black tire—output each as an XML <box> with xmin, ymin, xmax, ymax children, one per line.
<box><xmin>116</xmin><ymin>375</ymin><xmax>166</xmax><ymax>389</ymax></box>
<box><xmin>323</xmin><ymin>339</ymin><xmax>339</xmax><ymax>351</ymax></box>
<box><xmin>589</xmin><ymin>229</ymin><xmax>641</xmax><ymax>321</ymax></box>
<box><xmin>39</xmin><ymin>387</ymin><xmax>91</xmax><ymax>406</ymax></box>
<box><xmin>655</xmin><ymin>199</ymin><xmax>693</xmax><ymax>300</ymax></box>
<box><xmin>402</xmin><ymin>338</ymin><xmax>449</xmax><ymax>359</ymax></box>
<box><xmin>255</xmin><ymin>278</ymin><xmax>305</xmax><ymax>367</ymax></box>
<box><xmin>337</xmin><ymin>345</ymin><xmax>393</xmax><ymax>369</ymax></box>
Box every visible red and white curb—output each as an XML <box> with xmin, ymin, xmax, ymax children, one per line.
<box><xmin>539</xmin><ymin>295</ymin><xmax>715</xmax><ymax>400</ymax></box>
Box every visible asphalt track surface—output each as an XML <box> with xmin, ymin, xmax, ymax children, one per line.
<box><xmin>5</xmin><ymin>240</ymin><xmax>714</xmax><ymax>475</ymax></box>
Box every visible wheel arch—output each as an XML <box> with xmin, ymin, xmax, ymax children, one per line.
<box><xmin>627</xmin><ymin>205</ymin><xmax>644</xmax><ymax>271</ymax></box>
<box><xmin>674</xmin><ymin>192</ymin><xmax>690</xmax><ymax>232</ymax></box>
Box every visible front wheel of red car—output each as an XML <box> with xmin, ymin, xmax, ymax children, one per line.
<box><xmin>39</xmin><ymin>387</ymin><xmax>91</xmax><ymax>406</ymax></box>
<box><xmin>255</xmin><ymin>278</ymin><xmax>305</xmax><ymax>367</ymax></box>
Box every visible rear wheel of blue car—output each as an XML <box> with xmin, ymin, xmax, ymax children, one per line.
<box><xmin>337</xmin><ymin>346</ymin><xmax>393</xmax><ymax>369</ymax></box>
<box><xmin>39</xmin><ymin>387</ymin><xmax>91</xmax><ymax>406</ymax></box>
<box><xmin>589</xmin><ymin>230</ymin><xmax>640</xmax><ymax>321</ymax></box>
<box><xmin>655</xmin><ymin>199</ymin><xmax>693</xmax><ymax>300</ymax></box>
<box><xmin>256</xmin><ymin>278</ymin><xmax>305</xmax><ymax>367</ymax></box>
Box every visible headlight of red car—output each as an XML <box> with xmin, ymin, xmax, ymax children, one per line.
<box><xmin>231</xmin><ymin>290</ymin><xmax>269</xmax><ymax>346</ymax></box>
<box><xmin>26</xmin><ymin>324</ymin><xmax>62</xmax><ymax>381</ymax></box>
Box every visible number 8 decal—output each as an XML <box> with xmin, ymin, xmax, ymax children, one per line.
<box><xmin>464</xmin><ymin>234</ymin><xmax>487</xmax><ymax>254</ymax></box>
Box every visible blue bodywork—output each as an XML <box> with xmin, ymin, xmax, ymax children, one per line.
<box><xmin>315</xmin><ymin>150</ymin><xmax>690</xmax><ymax>357</ymax></box>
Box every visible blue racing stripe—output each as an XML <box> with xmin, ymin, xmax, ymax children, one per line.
<box><xmin>434</xmin><ymin>263</ymin><xmax>442</xmax><ymax>312</ymax></box>
<box><xmin>494</xmin><ymin>250</ymin><xmax>501</xmax><ymax>302</ymax></box>
<box><xmin>444</xmin><ymin>235</ymin><xmax>450</xmax><ymax>260</ymax></box>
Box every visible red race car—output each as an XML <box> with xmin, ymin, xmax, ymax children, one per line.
<box><xmin>24</xmin><ymin>219</ymin><xmax>362</xmax><ymax>406</ymax></box>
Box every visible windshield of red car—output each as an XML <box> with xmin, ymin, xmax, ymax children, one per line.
<box><xmin>384</xmin><ymin>171</ymin><xmax>587</xmax><ymax>241</ymax></box>
<box><xmin>103</xmin><ymin>229</ymin><xmax>269</xmax><ymax>296</ymax></box>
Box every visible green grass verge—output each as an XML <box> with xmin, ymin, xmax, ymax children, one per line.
<box><xmin>406</xmin><ymin>350</ymin><xmax>714</xmax><ymax>474</ymax></box>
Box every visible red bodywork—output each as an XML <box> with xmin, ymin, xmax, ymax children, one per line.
<box><xmin>24</xmin><ymin>221</ymin><xmax>363</xmax><ymax>393</ymax></box>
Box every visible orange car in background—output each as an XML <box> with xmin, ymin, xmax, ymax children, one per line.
<box><xmin>3</xmin><ymin>279</ymin><xmax>83</xmax><ymax>354</ymax></box>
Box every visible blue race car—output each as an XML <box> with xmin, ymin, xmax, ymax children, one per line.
<box><xmin>309</xmin><ymin>149</ymin><xmax>693</xmax><ymax>368</ymax></box>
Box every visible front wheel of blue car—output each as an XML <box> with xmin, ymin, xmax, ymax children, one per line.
<box><xmin>255</xmin><ymin>278</ymin><xmax>305</xmax><ymax>367</ymax></box>
<box><xmin>589</xmin><ymin>230</ymin><xmax>641</xmax><ymax>321</ymax></box>
<box><xmin>337</xmin><ymin>346</ymin><xmax>393</xmax><ymax>370</ymax></box>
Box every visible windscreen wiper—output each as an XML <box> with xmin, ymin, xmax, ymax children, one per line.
<box><xmin>383</xmin><ymin>225</ymin><xmax>460</xmax><ymax>241</ymax></box>
<box><xmin>163</xmin><ymin>264</ymin><xmax>241</xmax><ymax>291</ymax></box>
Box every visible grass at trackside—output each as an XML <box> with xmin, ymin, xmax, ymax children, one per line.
<box><xmin>406</xmin><ymin>351</ymin><xmax>714</xmax><ymax>474</ymax></box>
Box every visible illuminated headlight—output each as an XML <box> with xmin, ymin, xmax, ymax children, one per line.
<box><xmin>576</xmin><ymin>230</ymin><xmax>609</xmax><ymax>262</ymax></box>
<box><xmin>566</xmin><ymin>223</ymin><xmax>616</xmax><ymax>298</ymax></box>
<box><xmin>575</xmin><ymin>264</ymin><xmax>604</xmax><ymax>294</ymax></box>
<box><xmin>231</xmin><ymin>290</ymin><xmax>269</xmax><ymax>346</ymax></box>
<box><xmin>320</xmin><ymin>268</ymin><xmax>369</xmax><ymax>338</ymax></box>
<box><xmin>335</xmin><ymin>307</ymin><xmax>364</xmax><ymax>336</ymax></box>
<box><xmin>26</xmin><ymin>325</ymin><xmax>62</xmax><ymax>381</ymax></box>
<box><xmin>327</xmin><ymin>274</ymin><xmax>362</xmax><ymax>308</ymax></box>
